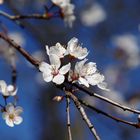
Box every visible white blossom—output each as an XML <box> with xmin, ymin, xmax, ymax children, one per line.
<box><xmin>2</xmin><ymin>103</ymin><xmax>23</xmax><ymax>127</ymax></box>
<box><xmin>112</xmin><ymin>34</ymin><xmax>140</xmax><ymax>68</ymax></box>
<box><xmin>0</xmin><ymin>0</ymin><xmax>3</xmax><ymax>4</ymax></box>
<box><xmin>67</xmin><ymin>37</ymin><xmax>88</xmax><ymax>59</ymax></box>
<box><xmin>46</xmin><ymin>43</ymin><xmax>66</xmax><ymax>58</ymax></box>
<box><xmin>68</xmin><ymin>59</ymin><xmax>108</xmax><ymax>90</ymax></box>
<box><xmin>51</xmin><ymin>0</ymin><xmax>75</xmax><ymax>27</ymax></box>
<box><xmin>0</xmin><ymin>80</ymin><xmax>17</xmax><ymax>96</ymax></box>
<box><xmin>39</xmin><ymin>54</ymin><xmax>71</xmax><ymax>85</ymax></box>
<box><xmin>81</xmin><ymin>3</ymin><xmax>106</xmax><ymax>26</ymax></box>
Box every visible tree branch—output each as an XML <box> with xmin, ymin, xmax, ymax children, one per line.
<box><xmin>79</xmin><ymin>99</ymin><xmax>140</xmax><ymax>128</ymax></box>
<box><xmin>73</xmin><ymin>84</ymin><xmax>140</xmax><ymax>114</ymax></box>
<box><xmin>0</xmin><ymin>32</ymin><xmax>40</xmax><ymax>68</ymax></box>
<box><xmin>0</xmin><ymin>11</ymin><xmax>59</xmax><ymax>21</ymax></box>
<box><xmin>65</xmin><ymin>90</ymin><xmax>101</xmax><ymax>140</ymax></box>
<box><xmin>66</xmin><ymin>96</ymin><xmax>73</xmax><ymax>140</ymax></box>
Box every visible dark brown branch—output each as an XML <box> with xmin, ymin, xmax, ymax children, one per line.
<box><xmin>66</xmin><ymin>96</ymin><xmax>73</xmax><ymax>140</ymax></box>
<box><xmin>74</xmin><ymin>84</ymin><xmax>140</xmax><ymax>114</ymax></box>
<box><xmin>0</xmin><ymin>32</ymin><xmax>40</xmax><ymax>68</ymax></box>
<box><xmin>0</xmin><ymin>11</ymin><xmax>58</xmax><ymax>21</ymax></box>
<box><xmin>65</xmin><ymin>90</ymin><xmax>101</xmax><ymax>140</ymax></box>
<box><xmin>79</xmin><ymin>99</ymin><xmax>140</xmax><ymax>128</ymax></box>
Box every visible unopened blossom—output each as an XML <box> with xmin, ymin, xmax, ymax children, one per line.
<box><xmin>39</xmin><ymin>54</ymin><xmax>71</xmax><ymax>85</ymax></box>
<box><xmin>2</xmin><ymin>103</ymin><xmax>23</xmax><ymax>127</ymax></box>
<box><xmin>68</xmin><ymin>59</ymin><xmax>108</xmax><ymax>90</ymax></box>
<box><xmin>53</xmin><ymin>96</ymin><xmax>63</xmax><ymax>102</ymax></box>
<box><xmin>51</xmin><ymin>0</ymin><xmax>75</xmax><ymax>27</ymax></box>
<box><xmin>67</xmin><ymin>37</ymin><xmax>88</xmax><ymax>59</ymax></box>
<box><xmin>46</xmin><ymin>43</ymin><xmax>66</xmax><ymax>58</ymax></box>
<box><xmin>0</xmin><ymin>80</ymin><xmax>17</xmax><ymax>96</ymax></box>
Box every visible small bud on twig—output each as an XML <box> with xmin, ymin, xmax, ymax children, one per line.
<box><xmin>53</xmin><ymin>96</ymin><xmax>63</xmax><ymax>102</ymax></box>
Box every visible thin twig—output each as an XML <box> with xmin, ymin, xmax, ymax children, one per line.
<box><xmin>0</xmin><ymin>32</ymin><xmax>40</xmax><ymax>67</ymax></box>
<box><xmin>65</xmin><ymin>90</ymin><xmax>101</xmax><ymax>140</ymax></box>
<box><xmin>66</xmin><ymin>96</ymin><xmax>72</xmax><ymax>140</ymax></box>
<box><xmin>73</xmin><ymin>84</ymin><xmax>140</xmax><ymax>114</ymax></box>
<box><xmin>0</xmin><ymin>11</ymin><xmax>59</xmax><ymax>21</ymax></box>
<box><xmin>79</xmin><ymin>99</ymin><xmax>140</xmax><ymax>128</ymax></box>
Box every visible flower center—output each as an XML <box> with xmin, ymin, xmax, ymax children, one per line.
<box><xmin>9</xmin><ymin>114</ymin><xmax>15</xmax><ymax>120</ymax></box>
<box><xmin>71</xmin><ymin>72</ymin><xmax>79</xmax><ymax>81</ymax></box>
<box><xmin>52</xmin><ymin>69</ymin><xmax>59</xmax><ymax>76</ymax></box>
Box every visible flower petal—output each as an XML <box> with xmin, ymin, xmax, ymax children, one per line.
<box><xmin>7</xmin><ymin>85</ymin><xmax>17</xmax><ymax>96</ymax></box>
<box><xmin>14</xmin><ymin>116</ymin><xmax>23</xmax><ymax>125</ymax></box>
<box><xmin>49</xmin><ymin>54</ymin><xmax>61</xmax><ymax>69</ymax></box>
<box><xmin>75</xmin><ymin>59</ymin><xmax>88</xmax><ymax>73</ymax></box>
<box><xmin>52</xmin><ymin>74</ymin><xmax>65</xmax><ymax>84</ymax></box>
<box><xmin>15</xmin><ymin>107</ymin><xmax>23</xmax><ymax>115</ymax></box>
<box><xmin>59</xmin><ymin>63</ymin><xmax>71</xmax><ymax>74</ymax></box>
<box><xmin>42</xmin><ymin>73</ymin><xmax>53</xmax><ymax>82</ymax></box>
<box><xmin>49</xmin><ymin>43</ymin><xmax>66</xmax><ymax>58</ymax></box>
<box><xmin>97</xmin><ymin>82</ymin><xmax>109</xmax><ymax>91</ymax></box>
<box><xmin>78</xmin><ymin>77</ymin><xmax>89</xmax><ymax>87</ymax></box>
<box><xmin>39</xmin><ymin>62</ymin><xmax>51</xmax><ymax>73</ymax></box>
<box><xmin>6</xmin><ymin>119</ymin><xmax>14</xmax><ymax>127</ymax></box>
<box><xmin>0</xmin><ymin>80</ymin><xmax>8</xmax><ymax>96</ymax></box>
<box><xmin>46</xmin><ymin>45</ymin><xmax>50</xmax><ymax>56</ymax></box>
<box><xmin>67</xmin><ymin>37</ymin><xmax>78</xmax><ymax>53</ymax></box>
<box><xmin>86</xmin><ymin>73</ymin><xmax>104</xmax><ymax>86</ymax></box>
<box><xmin>6</xmin><ymin>103</ymin><xmax>15</xmax><ymax>113</ymax></box>
<box><xmin>2</xmin><ymin>112</ymin><xmax>9</xmax><ymax>120</ymax></box>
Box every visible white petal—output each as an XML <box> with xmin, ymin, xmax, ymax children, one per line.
<box><xmin>97</xmin><ymin>82</ymin><xmax>109</xmax><ymax>91</ymax></box>
<box><xmin>0</xmin><ymin>80</ymin><xmax>8</xmax><ymax>96</ymax></box>
<box><xmin>59</xmin><ymin>63</ymin><xmax>71</xmax><ymax>74</ymax></box>
<box><xmin>86</xmin><ymin>73</ymin><xmax>104</xmax><ymax>86</ymax></box>
<box><xmin>2</xmin><ymin>112</ymin><xmax>9</xmax><ymax>120</ymax></box>
<box><xmin>75</xmin><ymin>59</ymin><xmax>88</xmax><ymax>73</ymax></box>
<box><xmin>42</xmin><ymin>73</ymin><xmax>53</xmax><ymax>82</ymax></box>
<box><xmin>78</xmin><ymin>77</ymin><xmax>89</xmax><ymax>87</ymax></box>
<box><xmin>6</xmin><ymin>103</ymin><xmax>15</xmax><ymax>113</ymax></box>
<box><xmin>46</xmin><ymin>45</ymin><xmax>50</xmax><ymax>55</ymax></box>
<box><xmin>52</xmin><ymin>74</ymin><xmax>65</xmax><ymax>84</ymax></box>
<box><xmin>14</xmin><ymin>116</ymin><xmax>23</xmax><ymax>125</ymax></box>
<box><xmin>7</xmin><ymin>85</ymin><xmax>17</xmax><ymax>96</ymax></box>
<box><xmin>15</xmin><ymin>107</ymin><xmax>23</xmax><ymax>115</ymax></box>
<box><xmin>76</xmin><ymin>47</ymin><xmax>89</xmax><ymax>60</ymax></box>
<box><xmin>39</xmin><ymin>62</ymin><xmax>51</xmax><ymax>73</ymax></box>
<box><xmin>84</xmin><ymin>62</ymin><xmax>97</xmax><ymax>74</ymax></box>
<box><xmin>49</xmin><ymin>54</ymin><xmax>61</xmax><ymax>69</ymax></box>
<box><xmin>6</xmin><ymin>119</ymin><xmax>14</xmax><ymax>127</ymax></box>
<box><xmin>67</xmin><ymin>37</ymin><xmax>78</xmax><ymax>52</ymax></box>
<box><xmin>49</xmin><ymin>43</ymin><xmax>66</xmax><ymax>58</ymax></box>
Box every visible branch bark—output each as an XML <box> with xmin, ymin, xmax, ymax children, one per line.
<box><xmin>0</xmin><ymin>32</ymin><xmax>40</xmax><ymax>67</ymax></box>
<box><xmin>74</xmin><ymin>84</ymin><xmax>140</xmax><ymax>114</ymax></box>
<box><xmin>66</xmin><ymin>96</ymin><xmax>73</xmax><ymax>140</ymax></box>
<box><xmin>79</xmin><ymin>99</ymin><xmax>140</xmax><ymax>128</ymax></box>
<box><xmin>65</xmin><ymin>90</ymin><xmax>101</xmax><ymax>140</ymax></box>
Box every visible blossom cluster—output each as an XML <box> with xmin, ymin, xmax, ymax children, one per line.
<box><xmin>51</xmin><ymin>0</ymin><xmax>75</xmax><ymax>27</ymax></box>
<box><xmin>39</xmin><ymin>37</ymin><xmax>108</xmax><ymax>91</ymax></box>
<box><xmin>0</xmin><ymin>80</ymin><xmax>23</xmax><ymax>127</ymax></box>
